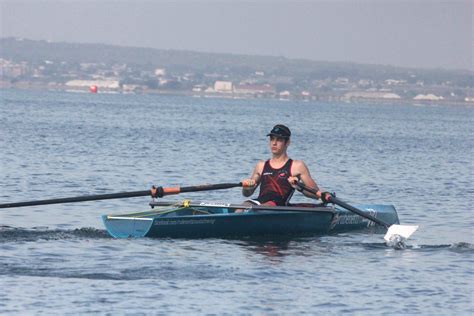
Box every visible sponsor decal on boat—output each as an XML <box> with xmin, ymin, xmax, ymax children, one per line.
<box><xmin>332</xmin><ymin>209</ymin><xmax>378</xmax><ymax>227</ymax></box>
<box><xmin>364</xmin><ymin>208</ymin><xmax>377</xmax><ymax>227</ymax></box>
<box><xmin>155</xmin><ymin>219</ymin><xmax>216</xmax><ymax>226</ymax></box>
<box><xmin>329</xmin><ymin>214</ymin><xmax>340</xmax><ymax>229</ymax></box>
<box><xmin>335</xmin><ymin>214</ymin><xmax>364</xmax><ymax>225</ymax></box>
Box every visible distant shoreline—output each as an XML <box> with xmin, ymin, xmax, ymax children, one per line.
<box><xmin>2</xmin><ymin>37</ymin><xmax>472</xmax><ymax>108</ymax></box>
<box><xmin>1</xmin><ymin>85</ymin><xmax>472</xmax><ymax>108</ymax></box>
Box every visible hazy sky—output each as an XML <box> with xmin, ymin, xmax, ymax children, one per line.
<box><xmin>1</xmin><ymin>0</ymin><xmax>472</xmax><ymax>70</ymax></box>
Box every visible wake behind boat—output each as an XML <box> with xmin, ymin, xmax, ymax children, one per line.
<box><xmin>101</xmin><ymin>201</ymin><xmax>400</xmax><ymax>239</ymax></box>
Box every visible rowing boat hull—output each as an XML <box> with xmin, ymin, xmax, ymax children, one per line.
<box><xmin>102</xmin><ymin>204</ymin><xmax>400</xmax><ymax>239</ymax></box>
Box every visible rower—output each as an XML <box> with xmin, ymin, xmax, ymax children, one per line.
<box><xmin>238</xmin><ymin>124</ymin><xmax>331</xmax><ymax>212</ymax></box>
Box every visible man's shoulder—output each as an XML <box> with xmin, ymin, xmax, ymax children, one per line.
<box><xmin>291</xmin><ymin>159</ymin><xmax>306</xmax><ymax>166</ymax></box>
<box><xmin>255</xmin><ymin>159</ymin><xmax>266</xmax><ymax>169</ymax></box>
<box><xmin>291</xmin><ymin>159</ymin><xmax>309</xmax><ymax>170</ymax></box>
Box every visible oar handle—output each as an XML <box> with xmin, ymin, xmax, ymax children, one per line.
<box><xmin>153</xmin><ymin>182</ymin><xmax>243</xmax><ymax>197</ymax></box>
<box><xmin>296</xmin><ymin>182</ymin><xmax>389</xmax><ymax>228</ymax></box>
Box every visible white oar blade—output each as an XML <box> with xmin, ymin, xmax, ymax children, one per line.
<box><xmin>384</xmin><ymin>224</ymin><xmax>419</xmax><ymax>242</ymax></box>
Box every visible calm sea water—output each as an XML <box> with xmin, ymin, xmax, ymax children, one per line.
<box><xmin>0</xmin><ymin>89</ymin><xmax>473</xmax><ymax>315</ymax></box>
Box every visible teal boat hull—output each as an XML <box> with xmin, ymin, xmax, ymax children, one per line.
<box><xmin>102</xmin><ymin>204</ymin><xmax>400</xmax><ymax>239</ymax></box>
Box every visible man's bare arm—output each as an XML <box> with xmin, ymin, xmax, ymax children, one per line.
<box><xmin>290</xmin><ymin>160</ymin><xmax>321</xmax><ymax>199</ymax></box>
<box><xmin>242</xmin><ymin>161</ymin><xmax>264</xmax><ymax>197</ymax></box>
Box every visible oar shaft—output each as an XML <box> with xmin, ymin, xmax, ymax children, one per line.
<box><xmin>297</xmin><ymin>182</ymin><xmax>389</xmax><ymax>228</ymax></box>
<box><xmin>0</xmin><ymin>190</ymin><xmax>151</xmax><ymax>208</ymax></box>
<box><xmin>177</xmin><ymin>183</ymin><xmax>243</xmax><ymax>194</ymax></box>
<box><xmin>0</xmin><ymin>182</ymin><xmax>244</xmax><ymax>209</ymax></box>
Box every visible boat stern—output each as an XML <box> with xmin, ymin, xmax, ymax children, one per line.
<box><xmin>102</xmin><ymin>214</ymin><xmax>154</xmax><ymax>238</ymax></box>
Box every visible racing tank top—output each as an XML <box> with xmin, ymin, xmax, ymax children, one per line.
<box><xmin>257</xmin><ymin>159</ymin><xmax>295</xmax><ymax>206</ymax></box>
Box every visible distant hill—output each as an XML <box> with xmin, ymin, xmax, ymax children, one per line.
<box><xmin>1</xmin><ymin>37</ymin><xmax>472</xmax><ymax>87</ymax></box>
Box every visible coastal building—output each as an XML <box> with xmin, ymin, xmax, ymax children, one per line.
<box><xmin>192</xmin><ymin>85</ymin><xmax>207</xmax><ymax>92</ymax></box>
<box><xmin>65</xmin><ymin>79</ymin><xmax>120</xmax><ymax>90</ymax></box>
<box><xmin>122</xmin><ymin>84</ymin><xmax>141</xmax><ymax>93</ymax></box>
<box><xmin>154</xmin><ymin>68</ymin><xmax>166</xmax><ymax>77</ymax></box>
<box><xmin>214</xmin><ymin>81</ymin><xmax>233</xmax><ymax>93</ymax></box>
<box><xmin>0</xmin><ymin>59</ymin><xmax>28</xmax><ymax>77</ymax></box>
<box><xmin>279</xmin><ymin>90</ymin><xmax>291</xmax><ymax>100</ymax></box>
<box><xmin>385</xmin><ymin>79</ymin><xmax>407</xmax><ymax>85</ymax></box>
<box><xmin>413</xmin><ymin>94</ymin><xmax>444</xmax><ymax>101</ymax></box>
<box><xmin>465</xmin><ymin>96</ymin><xmax>474</xmax><ymax>102</ymax></box>
<box><xmin>234</xmin><ymin>84</ymin><xmax>275</xmax><ymax>97</ymax></box>
<box><xmin>343</xmin><ymin>91</ymin><xmax>401</xmax><ymax>101</ymax></box>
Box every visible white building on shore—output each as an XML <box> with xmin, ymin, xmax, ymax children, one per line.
<box><xmin>65</xmin><ymin>79</ymin><xmax>120</xmax><ymax>90</ymax></box>
<box><xmin>214</xmin><ymin>81</ymin><xmax>233</xmax><ymax>93</ymax></box>
<box><xmin>413</xmin><ymin>93</ymin><xmax>444</xmax><ymax>101</ymax></box>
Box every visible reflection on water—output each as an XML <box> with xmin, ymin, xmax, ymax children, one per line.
<box><xmin>239</xmin><ymin>238</ymin><xmax>294</xmax><ymax>261</ymax></box>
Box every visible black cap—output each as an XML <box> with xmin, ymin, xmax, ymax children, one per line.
<box><xmin>267</xmin><ymin>124</ymin><xmax>291</xmax><ymax>138</ymax></box>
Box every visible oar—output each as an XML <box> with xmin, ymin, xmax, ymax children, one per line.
<box><xmin>296</xmin><ymin>182</ymin><xmax>418</xmax><ymax>242</ymax></box>
<box><xmin>0</xmin><ymin>182</ymin><xmax>244</xmax><ymax>209</ymax></box>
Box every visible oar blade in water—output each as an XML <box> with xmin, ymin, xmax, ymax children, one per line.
<box><xmin>384</xmin><ymin>224</ymin><xmax>419</xmax><ymax>242</ymax></box>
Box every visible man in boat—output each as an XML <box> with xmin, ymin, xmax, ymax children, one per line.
<box><xmin>239</xmin><ymin>124</ymin><xmax>330</xmax><ymax>210</ymax></box>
